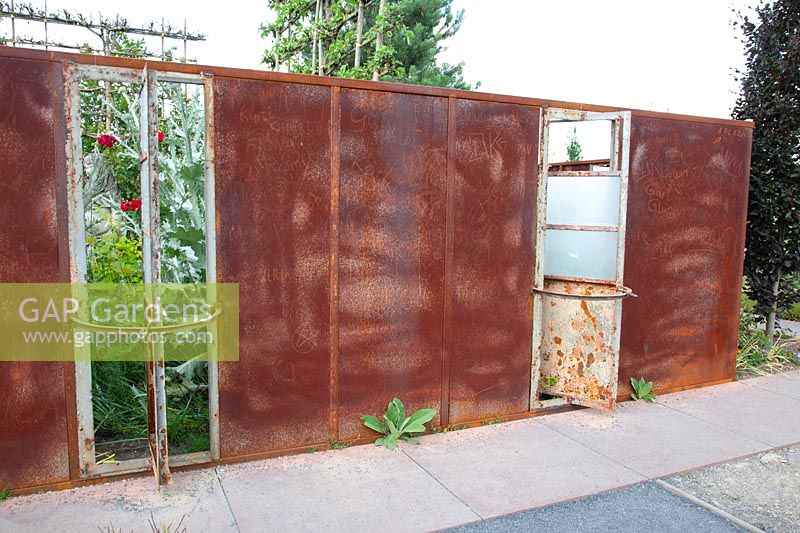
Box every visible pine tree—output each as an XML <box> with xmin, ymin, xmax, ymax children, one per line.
<box><xmin>261</xmin><ymin>0</ymin><xmax>475</xmax><ymax>89</ymax></box>
<box><xmin>566</xmin><ymin>127</ymin><xmax>582</xmax><ymax>162</ymax></box>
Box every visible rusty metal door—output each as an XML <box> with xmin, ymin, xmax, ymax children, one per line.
<box><xmin>530</xmin><ymin>109</ymin><xmax>633</xmax><ymax>411</ymax></box>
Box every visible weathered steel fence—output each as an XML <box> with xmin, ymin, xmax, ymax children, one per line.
<box><xmin>0</xmin><ymin>46</ymin><xmax>752</xmax><ymax>493</ymax></box>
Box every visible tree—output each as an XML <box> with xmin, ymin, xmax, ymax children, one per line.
<box><xmin>566</xmin><ymin>127</ymin><xmax>582</xmax><ymax>161</ymax></box>
<box><xmin>261</xmin><ymin>0</ymin><xmax>475</xmax><ymax>89</ymax></box>
<box><xmin>732</xmin><ymin>0</ymin><xmax>800</xmax><ymax>342</ymax></box>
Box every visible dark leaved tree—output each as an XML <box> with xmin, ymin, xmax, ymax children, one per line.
<box><xmin>733</xmin><ymin>0</ymin><xmax>800</xmax><ymax>341</ymax></box>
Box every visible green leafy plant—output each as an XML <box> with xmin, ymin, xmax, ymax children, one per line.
<box><xmin>542</xmin><ymin>374</ymin><xmax>558</xmax><ymax>387</ymax></box>
<box><xmin>733</xmin><ymin>1</ymin><xmax>800</xmax><ymax>342</ymax></box>
<box><xmin>784</xmin><ymin>301</ymin><xmax>800</xmax><ymax>321</ymax></box>
<box><xmin>0</xmin><ymin>487</ymin><xmax>9</xmax><ymax>501</ymax></box>
<box><xmin>630</xmin><ymin>377</ymin><xmax>656</xmax><ymax>402</ymax></box>
<box><xmin>328</xmin><ymin>438</ymin><xmax>351</xmax><ymax>451</ymax></box>
<box><xmin>738</xmin><ymin>277</ymin><xmax>799</xmax><ymax>375</ymax></box>
<box><xmin>361</xmin><ymin>398</ymin><xmax>437</xmax><ymax>450</ymax></box>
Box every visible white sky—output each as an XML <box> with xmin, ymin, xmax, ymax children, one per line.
<box><xmin>1</xmin><ymin>0</ymin><xmax>752</xmax><ymax>159</ymax></box>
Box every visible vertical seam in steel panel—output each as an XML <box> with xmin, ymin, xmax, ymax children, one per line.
<box><xmin>51</xmin><ymin>59</ymin><xmax>79</xmax><ymax>483</ymax></box>
<box><xmin>440</xmin><ymin>96</ymin><xmax>456</xmax><ymax>427</ymax></box>
<box><xmin>329</xmin><ymin>86</ymin><xmax>341</xmax><ymax>441</ymax></box>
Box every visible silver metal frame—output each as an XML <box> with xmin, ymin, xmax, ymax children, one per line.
<box><xmin>63</xmin><ymin>63</ymin><xmax>219</xmax><ymax>480</ymax></box>
<box><xmin>530</xmin><ymin>108</ymin><xmax>632</xmax><ymax>410</ymax></box>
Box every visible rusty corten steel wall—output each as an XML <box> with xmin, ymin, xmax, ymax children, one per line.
<box><xmin>619</xmin><ymin>116</ymin><xmax>752</xmax><ymax>396</ymax></box>
<box><xmin>0</xmin><ymin>47</ymin><xmax>755</xmax><ymax>491</ymax></box>
<box><xmin>447</xmin><ymin>100</ymin><xmax>539</xmax><ymax>424</ymax></box>
<box><xmin>215</xmin><ymin>78</ymin><xmax>333</xmax><ymax>456</ymax></box>
<box><xmin>0</xmin><ymin>57</ymin><xmax>71</xmax><ymax>488</ymax></box>
<box><xmin>337</xmin><ymin>89</ymin><xmax>448</xmax><ymax>439</ymax></box>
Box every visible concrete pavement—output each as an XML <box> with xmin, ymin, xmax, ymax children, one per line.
<box><xmin>1</xmin><ymin>370</ymin><xmax>798</xmax><ymax>532</ymax></box>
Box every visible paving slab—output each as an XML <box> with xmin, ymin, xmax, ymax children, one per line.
<box><xmin>402</xmin><ymin>418</ymin><xmax>645</xmax><ymax>519</ymax></box>
<box><xmin>0</xmin><ymin>468</ymin><xmax>236</xmax><ymax>533</ymax></box>
<box><xmin>656</xmin><ymin>380</ymin><xmax>800</xmax><ymax>448</ymax></box>
<box><xmin>540</xmin><ymin>400</ymin><xmax>765</xmax><ymax>479</ymax></box>
<box><xmin>445</xmin><ymin>481</ymin><xmax>743</xmax><ymax>533</ymax></box>
<box><xmin>4</xmin><ymin>372</ymin><xmax>799</xmax><ymax>532</ymax></box>
<box><xmin>739</xmin><ymin>370</ymin><xmax>800</xmax><ymax>401</ymax></box>
<box><xmin>216</xmin><ymin>444</ymin><xmax>479</xmax><ymax>533</ymax></box>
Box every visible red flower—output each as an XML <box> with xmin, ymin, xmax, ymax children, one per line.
<box><xmin>158</xmin><ymin>131</ymin><xmax>165</xmax><ymax>143</ymax></box>
<box><xmin>120</xmin><ymin>199</ymin><xmax>142</xmax><ymax>212</ymax></box>
<box><xmin>97</xmin><ymin>133</ymin><xmax>117</xmax><ymax>149</ymax></box>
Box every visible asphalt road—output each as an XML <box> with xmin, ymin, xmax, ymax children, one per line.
<box><xmin>447</xmin><ymin>481</ymin><xmax>743</xmax><ymax>533</ymax></box>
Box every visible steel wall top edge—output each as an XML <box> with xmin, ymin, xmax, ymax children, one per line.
<box><xmin>0</xmin><ymin>45</ymin><xmax>754</xmax><ymax>130</ymax></box>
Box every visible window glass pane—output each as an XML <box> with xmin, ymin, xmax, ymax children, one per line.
<box><xmin>547</xmin><ymin>120</ymin><xmax>612</xmax><ymax>163</ymax></box>
<box><xmin>543</xmin><ymin>229</ymin><xmax>618</xmax><ymax>280</ymax></box>
<box><xmin>546</xmin><ymin>176</ymin><xmax>620</xmax><ymax>226</ymax></box>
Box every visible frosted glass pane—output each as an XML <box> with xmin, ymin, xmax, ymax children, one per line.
<box><xmin>543</xmin><ymin>230</ymin><xmax>618</xmax><ymax>280</ymax></box>
<box><xmin>546</xmin><ymin>176</ymin><xmax>620</xmax><ymax>226</ymax></box>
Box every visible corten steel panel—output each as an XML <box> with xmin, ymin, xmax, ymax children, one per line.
<box><xmin>0</xmin><ymin>57</ymin><xmax>70</xmax><ymax>489</ymax></box>
<box><xmin>620</xmin><ymin>116</ymin><xmax>752</xmax><ymax>395</ymax></box>
<box><xmin>448</xmin><ymin>100</ymin><xmax>539</xmax><ymax>424</ymax></box>
<box><xmin>337</xmin><ymin>89</ymin><xmax>448</xmax><ymax>440</ymax></box>
<box><xmin>215</xmin><ymin>78</ymin><xmax>332</xmax><ymax>456</ymax></box>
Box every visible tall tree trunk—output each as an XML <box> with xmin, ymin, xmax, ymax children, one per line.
<box><xmin>312</xmin><ymin>0</ymin><xmax>319</xmax><ymax>72</ymax></box>
<box><xmin>765</xmin><ymin>267</ymin><xmax>782</xmax><ymax>343</ymax></box>
<box><xmin>102</xmin><ymin>29</ymin><xmax>112</xmax><ymax>131</ymax></box>
<box><xmin>354</xmin><ymin>0</ymin><xmax>364</xmax><ymax>68</ymax></box>
<box><xmin>273</xmin><ymin>30</ymin><xmax>280</xmax><ymax>70</ymax></box>
<box><xmin>372</xmin><ymin>0</ymin><xmax>387</xmax><ymax>81</ymax></box>
<box><xmin>318</xmin><ymin>0</ymin><xmax>327</xmax><ymax>75</ymax></box>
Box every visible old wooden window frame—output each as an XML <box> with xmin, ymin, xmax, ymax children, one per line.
<box><xmin>530</xmin><ymin>108</ymin><xmax>632</xmax><ymax>411</ymax></box>
<box><xmin>64</xmin><ymin>63</ymin><xmax>219</xmax><ymax>482</ymax></box>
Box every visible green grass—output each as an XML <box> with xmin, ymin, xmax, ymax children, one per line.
<box><xmin>784</xmin><ymin>301</ymin><xmax>800</xmax><ymax>321</ymax></box>
<box><xmin>92</xmin><ymin>361</ymin><xmax>210</xmax><ymax>456</ymax></box>
<box><xmin>737</xmin><ymin>331</ymin><xmax>798</xmax><ymax>376</ymax></box>
<box><xmin>738</xmin><ymin>280</ymin><xmax>800</xmax><ymax>376</ymax></box>
<box><xmin>0</xmin><ymin>487</ymin><xmax>10</xmax><ymax>502</ymax></box>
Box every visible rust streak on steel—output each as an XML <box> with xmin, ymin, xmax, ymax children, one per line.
<box><xmin>619</xmin><ymin>116</ymin><xmax>752</xmax><ymax>396</ymax></box>
<box><xmin>50</xmin><ymin>58</ymin><xmax>81</xmax><ymax>483</ymax></box>
<box><xmin>0</xmin><ymin>46</ymin><xmax>755</xmax><ymax>130</ymax></box>
<box><xmin>336</xmin><ymin>88</ymin><xmax>448</xmax><ymax>440</ymax></box>
<box><xmin>440</xmin><ymin>96</ymin><xmax>457</xmax><ymax>427</ymax></box>
<box><xmin>0</xmin><ymin>55</ymin><xmax>70</xmax><ymax>490</ymax></box>
<box><xmin>449</xmin><ymin>99</ymin><xmax>539</xmax><ymax>423</ymax></box>
<box><xmin>215</xmin><ymin>78</ymin><xmax>332</xmax><ymax>456</ymax></box>
<box><xmin>329</xmin><ymin>85</ymin><xmax>341</xmax><ymax>441</ymax></box>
